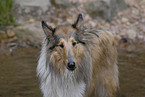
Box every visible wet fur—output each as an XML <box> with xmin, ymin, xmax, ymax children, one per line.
<box><xmin>37</xmin><ymin>14</ymin><xmax>119</xmax><ymax>97</ymax></box>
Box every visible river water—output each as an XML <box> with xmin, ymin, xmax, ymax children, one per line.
<box><xmin>0</xmin><ymin>47</ymin><xmax>145</xmax><ymax>97</ymax></box>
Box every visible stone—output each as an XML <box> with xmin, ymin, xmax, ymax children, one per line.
<box><xmin>121</xmin><ymin>17</ymin><xmax>128</xmax><ymax>23</ymax></box>
<box><xmin>83</xmin><ymin>0</ymin><xmax>127</xmax><ymax>21</ymax></box>
<box><xmin>8</xmin><ymin>36</ymin><xmax>18</xmax><ymax>42</ymax></box>
<box><xmin>26</xmin><ymin>19</ymin><xmax>35</xmax><ymax>23</ymax></box>
<box><xmin>0</xmin><ymin>32</ymin><xmax>7</xmax><ymax>43</ymax></box>
<box><xmin>50</xmin><ymin>0</ymin><xmax>71</xmax><ymax>8</ymax></box>
<box><xmin>126</xmin><ymin>29</ymin><xmax>137</xmax><ymax>40</ymax></box>
<box><xmin>137</xmin><ymin>35</ymin><xmax>144</xmax><ymax>40</ymax></box>
<box><xmin>14</xmin><ymin>0</ymin><xmax>51</xmax><ymax>12</ymax></box>
<box><xmin>13</xmin><ymin>23</ymin><xmax>45</xmax><ymax>44</ymax></box>
<box><xmin>13</xmin><ymin>0</ymin><xmax>51</xmax><ymax>24</ymax></box>
<box><xmin>7</xmin><ymin>29</ymin><xmax>15</xmax><ymax>37</ymax></box>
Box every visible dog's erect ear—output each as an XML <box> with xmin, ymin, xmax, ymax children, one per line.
<box><xmin>41</xmin><ymin>21</ymin><xmax>55</xmax><ymax>40</ymax></box>
<box><xmin>72</xmin><ymin>14</ymin><xmax>84</xmax><ymax>30</ymax></box>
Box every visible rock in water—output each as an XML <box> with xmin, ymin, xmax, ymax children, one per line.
<box><xmin>13</xmin><ymin>23</ymin><xmax>44</xmax><ymax>44</ymax></box>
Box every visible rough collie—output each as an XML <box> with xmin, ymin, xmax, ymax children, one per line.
<box><xmin>37</xmin><ymin>14</ymin><xmax>119</xmax><ymax>97</ymax></box>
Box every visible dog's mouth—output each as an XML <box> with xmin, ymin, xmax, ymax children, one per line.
<box><xmin>67</xmin><ymin>66</ymin><xmax>76</xmax><ymax>71</ymax></box>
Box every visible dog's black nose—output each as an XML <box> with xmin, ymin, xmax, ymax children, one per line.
<box><xmin>67</xmin><ymin>62</ymin><xmax>76</xmax><ymax>71</ymax></box>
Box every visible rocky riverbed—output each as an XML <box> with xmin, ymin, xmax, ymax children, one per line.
<box><xmin>0</xmin><ymin>0</ymin><xmax>145</xmax><ymax>51</ymax></box>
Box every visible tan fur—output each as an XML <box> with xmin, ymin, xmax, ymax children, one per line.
<box><xmin>85</xmin><ymin>30</ymin><xmax>118</xmax><ymax>97</ymax></box>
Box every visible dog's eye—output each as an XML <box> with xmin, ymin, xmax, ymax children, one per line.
<box><xmin>49</xmin><ymin>45</ymin><xmax>55</xmax><ymax>50</ymax></box>
<box><xmin>59</xmin><ymin>44</ymin><xmax>64</xmax><ymax>48</ymax></box>
<box><xmin>72</xmin><ymin>42</ymin><xmax>77</xmax><ymax>47</ymax></box>
<box><xmin>78</xmin><ymin>40</ymin><xmax>86</xmax><ymax>45</ymax></box>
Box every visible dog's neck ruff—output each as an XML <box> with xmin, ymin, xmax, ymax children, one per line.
<box><xmin>37</xmin><ymin>42</ymin><xmax>86</xmax><ymax>97</ymax></box>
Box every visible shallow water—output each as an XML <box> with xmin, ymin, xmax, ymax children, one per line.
<box><xmin>118</xmin><ymin>48</ymin><xmax>145</xmax><ymax>97</ymax></box>
<box><xmin>0</xmin><ymin>47</ymin><xmax>145</xmax><ymax>97</ymax></box>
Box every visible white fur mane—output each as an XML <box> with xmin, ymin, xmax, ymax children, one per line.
<box><xmin>37</xmin><ymin>41</ymin><xmax>86</xmax><ymax>97</ymax></box>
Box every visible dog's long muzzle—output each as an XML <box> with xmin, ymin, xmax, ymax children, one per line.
<box><xmin>67</xmin><ymin>50</ymin><xmax>76</xmax><ymax>71</ymax></box>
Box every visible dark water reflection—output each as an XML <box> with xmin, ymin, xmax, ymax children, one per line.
<box><xmin>118</xmin><ymin>48</ymin><xmax>145</xmax><ymax>97</ymax></box>
<box><xmin>0</xmin><ymin>47</ymin><xmax>145</xmax><ymax>97</ymax></box>
<box><xmin>0</xmin><ymin>47</ymin><xmax>41</xmax><ymax>97</ymax></box>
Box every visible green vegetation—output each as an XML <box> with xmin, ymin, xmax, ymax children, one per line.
<box><xmin>0</xmin><ymin>0</ymin><xmax>15</xmax><ymax>26</ymax></box>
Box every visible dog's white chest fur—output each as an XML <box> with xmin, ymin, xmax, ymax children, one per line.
<box><xmin>39</xmin><ymin>69</ymin><xmax>86</xmax><ymax>97</ymax></box>
<box><xmin>37</xmin><ymin>45</ymin><xmax>86</xmax><ymax>97</ymax></box>
<box><xmin>41</xmin><ymin>74</ymin><xmax>86</xmax><ymax>97</ymax></box>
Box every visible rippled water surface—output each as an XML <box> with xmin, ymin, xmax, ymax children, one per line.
<box><xmin>0</xmin><ymin>47</ymin><xmax>145</xmax><ymax>97</ymax></box>
<box><xmin>118</xmin><ymin>48</ymin><xmax>145</xmax><ymax>97</ymax></box>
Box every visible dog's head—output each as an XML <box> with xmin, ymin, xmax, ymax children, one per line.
<box><xmin>41</xmin><ymin>14</ymin><xmax>91</xmax><ymax>76</ymax></box>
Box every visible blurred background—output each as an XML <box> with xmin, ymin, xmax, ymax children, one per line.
<box><xmin>0</xmin><ymin>0</ymin><xmax>145</xmax><ymax>97</ymax></box>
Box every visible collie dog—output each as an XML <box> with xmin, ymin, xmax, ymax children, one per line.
<box><xmin>37</xmin><ymin>14</ymin><xmax>119</xmax><ymax>97</ymax></box>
